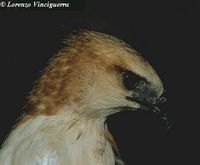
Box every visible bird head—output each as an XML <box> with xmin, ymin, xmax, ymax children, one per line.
<box><xmin>26</xmin><ymin>30</ymin><xmax>169</xmax><ymax>126</ymax></box>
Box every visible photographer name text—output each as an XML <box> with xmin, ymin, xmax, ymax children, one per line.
<box><xmin>0</xmin><ymin>1</ymin><xmax>70</xmax><ymax>9</ymax></box>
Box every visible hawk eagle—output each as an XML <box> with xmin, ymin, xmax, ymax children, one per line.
<box><xmin>0</xmin><ymin>30</ymin><xmax>167</xmax><ymax>165</ymax></box>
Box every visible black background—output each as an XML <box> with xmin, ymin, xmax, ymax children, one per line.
<box><xmin>0</xmin><ymin>0</ymin><xmax>198</xmax><ymax>164</ymax></box>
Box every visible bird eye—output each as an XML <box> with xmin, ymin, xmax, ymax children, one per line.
<box><xmin>121</xmin><ymin>70</ymin><xmax>142</xmax><ymax>90</ymax></box>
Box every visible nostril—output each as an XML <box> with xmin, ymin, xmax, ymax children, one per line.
<box><xmin>158</xmin><ymin>96</ymin><xmax>167</xmax><ymax>103</ymax></box>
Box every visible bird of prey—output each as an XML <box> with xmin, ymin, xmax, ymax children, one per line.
<box><xmin>0</xmin><ymin>30</ymin><xmax>168</xmax><ymax>165</ymax></box>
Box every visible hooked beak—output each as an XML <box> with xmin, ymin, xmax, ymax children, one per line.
<box><xmin>127</xmin><ymin>95</ymin><xmax>173</xmax><ymax>132</ymax></box>
<box><xmin>151</xmin><ymin>97</ymin><xmax>173</xmax><ymax>132</ymax></box>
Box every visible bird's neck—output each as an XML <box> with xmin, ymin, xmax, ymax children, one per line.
<box><xmin>59</xmin><ymin>111</ymin><xmax>124</xmax><ymax>164</ymax></box>
<box><xmin>54</xmin><ymin>111</ymin><xmax>119</xmax><ymax>164</ymax></box>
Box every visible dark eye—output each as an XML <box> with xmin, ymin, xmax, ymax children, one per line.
<box><xmin>121</xmin><ymin>70</ymin><xmax>142</xmax><ymax>90</ymax></box>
